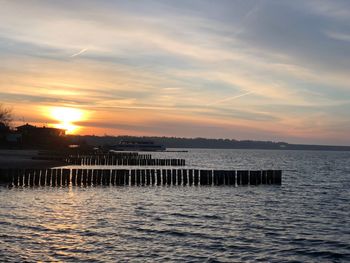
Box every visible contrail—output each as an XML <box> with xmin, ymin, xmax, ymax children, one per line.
<box><xmin>71</xmin><ymin>48</ymin><xmax>88</xmax><ymax>57</ymax></box>
<box><xmin>208</xmin><ymin>91</ymin><xmax>254</xmax><ymax>106</ymax></box>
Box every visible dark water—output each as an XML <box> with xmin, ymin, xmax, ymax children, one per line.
<box><xmin>1</xmin><ymin>149</ymin><xmax>349</xmax><ymax>262</ymax></box>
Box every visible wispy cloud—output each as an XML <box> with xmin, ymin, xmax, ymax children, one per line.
<box><xmin>208</xmin><ymin>91</ymin><xmax>255</xmax><ymax>106</ymax></box>
<box><xmin>71</xmin><ymin>48</ymin><xmax>89</xmax><ymax>57</ymax></box>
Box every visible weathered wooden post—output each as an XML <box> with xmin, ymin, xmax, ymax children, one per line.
<box><xmin>172</xmin><ymin>169</ymin><xmax>177</xmax><ymax>186</ymax></box>
<box><xmin>273</xmin><ymin>170</ymin><xmax>282</xmax><ymax>185</ymax></box>
<box><xmin>193</xmin><ymin>169</ymin><xmax>199</xmax><ymax>186</ymax></box>
<box><xmin>71</xmin><ymin>169</ymin><xmax>77</xmax><ymax>186</ymax></box>
<box><xmin>267</xmin><ymin>170</ymin><xmax>273</xmax><ymax>184</ymax></box>
<box><xmin>103</xmin><ymin>170</ymin><xmax>111</xmax><ymax>186</ymax></box>
<box><xmin>111</xmin><ymin>170</ymin><xmax>116</xmax><ymax>186</ymax></box>
<box><xmin>92</xmin><ymin>169</ymin><xmax>98</xmax><ymax>186</ymax></box>
<box><xmin>182</xmin><ymin>169</ymin><xmax>188</xmax><ymax>186</ymax></box>
<box><xmin>44</xmin><ymin>169</ymin><xmax>51</xmax><ymax>186</ymax></box>
<box><xmin>130</xmin><ymin>170</ymin><xmax>136</xmax><ymax>186</ymax></box>
<box><xmin>177</xmin><ymin>169</ymin><xmax>182</xmax><ymax>186</ymax></box>
<box><xmin>166</xmin><ymin>169</ymin><xmax>171</xmax><ymax>185</ymax></box>
<box><xmin>76</xmin><ymin>169</ymin><xmax>82</xmax><ymax>186</ymax></box>
<box><xmin>124</xmin><ymin>170</ymin><xmax>129</xmax><ymax>186</ymax></box>
<box><xmin>62</xmin><ymin>169</ymin><xmax>70</xmax><ymax>186</ymax></box>
<box><xmin>136</xmin><ymin>169</ymin><xmax>141</xmax><ymax>186</ymax></box>
<box><xmin>162</xmin><ymin>169</ymin><xmax>167</xmax><ymax>185</ymax></box>
<box><xmin>213</xmin><ymin>170</ymin><xmax>219</xmax><ymax>185</ymax></box>
<box><xmin>156</xmin><ymin>169</ymin><xmax>161</xmax><ymax>185</ymax></box>
<box><xmin>200</xmin><ymin>170</ymin><xmax>208</xmax><ymax>186</ymax></box>
<box><xmin>39</xmin><ymin>169</ymin><xmax>46</xmax><ymax>186</ymax></box>
<box><xmin>12</xmin><ymin>169</ymin><xmax>19</xmax><ymax>186</ymax></box>
<box><xmin>256</xmin><ymin>170</ymin><xmax>262</xmax><ymax>185</ymax></box>
<box><xmin>188</xmin><ymin>169</ymin><xmax>193</xmax><ymax>186</ymax></box>
<box><xmin>146</xmin><ymin>169</ymin><xmax>151</xmax><ymax>185</ymax></box>
<box><xmin>228</xmin><ymin>170</ymin><xmax>236</xmax><ymax>186</ymax></box>
<box><xmin>249</xmin><ymin>170</ymin><xmax>258</xmax><ymax>186</ymax></box>
<box><xmin>82</xmin><ymin>169</ymin><xmax>88</xmax><ymax>186</ymax></box>
<box><xmin>238</xmin><ymin>170</ymin><xmax>249</xmax><ymax>185</ymax></box>
<box><xmin>262</xmin><ymin>170</ymin><xmax>267</xmax><ymax>184</ymax></box>
<box><xmin>141</xmin><ymin>169</ymin><xmax>146</xmax><ymax>186</ymax></box>
<box><xmin>151</xmin><ymin>169</ymin><xmax>156</xmax><ymax>185</ymax></box>
<box><xmin>208</xmin><ymin>170</ymin><xmax>213</xmax><ymax>186</ymax></box>
<box><xmin>31</xmin><ymin>169</ymin><xmax>38</xmax><ymax>186</ymax></box>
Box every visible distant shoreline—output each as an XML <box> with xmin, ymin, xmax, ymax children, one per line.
<box><xmin>68</xmin><ymin>135</ymin><xmax>350</xmax><ymax>152</ymax></box>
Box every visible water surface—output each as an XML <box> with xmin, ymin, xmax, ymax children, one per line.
<box><xmin>1</xmin><ymin>149</ymin><xmax>349</xmax><ymax>262</ymax></box>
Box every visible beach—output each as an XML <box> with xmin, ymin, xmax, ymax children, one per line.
<box><xmin>0</xmin><ymin>150</ymin><xmax>65</xmax><ymax>169</ymax></box>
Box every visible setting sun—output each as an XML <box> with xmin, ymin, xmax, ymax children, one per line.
<box><xmin>48</xmin><ymin>107</ymin><xmax>86</xmax><ymax>134</ymax></box>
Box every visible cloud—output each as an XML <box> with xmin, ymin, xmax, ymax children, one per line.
<box><xmin>71</xmin><ymin>48</ymin><xmax>89</xmax><ymax>57</ymax></box>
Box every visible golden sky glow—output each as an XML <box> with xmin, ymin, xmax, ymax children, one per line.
<box><xmin>45</xmin><ymin>107</ymin><xmax>87</xmax><ymax>134</ymax></box>
<box><xmin>1</xmin><ymin>1</ymin><xmax>350</xmax><ymax>145</ymax></box>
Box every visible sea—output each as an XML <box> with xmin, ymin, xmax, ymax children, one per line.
<box><xmin>0</xmin><ymin>149</ymin><xmax>349</xmax><ymax>262</ymax></box>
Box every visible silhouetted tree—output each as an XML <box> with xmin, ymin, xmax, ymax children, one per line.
<box><xmin>0</xmin><ymin>104</ymin><xmax>13</xmax><ymax>128</ymax></box>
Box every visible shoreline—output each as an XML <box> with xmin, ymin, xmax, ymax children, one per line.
<box><xmin>0</xmin><ymin>150</ymin><xmax>66</xmax><ymax>169</ymax></box>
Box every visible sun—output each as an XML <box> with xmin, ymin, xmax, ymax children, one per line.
<box><xmin>49</xmin><ymin>107</ymin><xmax>86</xmax><ymax>134</ymax></box>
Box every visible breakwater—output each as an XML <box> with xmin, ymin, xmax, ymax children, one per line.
<box><xmin>0</xmin><ymin>168</ymin><xmax>281</xmax><ymax>187</ymax></box>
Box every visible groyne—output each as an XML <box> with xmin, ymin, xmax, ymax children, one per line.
<box><xmin>0</xmin><ymin>168</ymin><xmax>282</xmax><ymax>187</ymax></box>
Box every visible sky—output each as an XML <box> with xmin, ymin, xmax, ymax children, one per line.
<box><xmin>0</xmin><ymin>0</ymin><xmax>350</xmax><ymax>145</ymax></box>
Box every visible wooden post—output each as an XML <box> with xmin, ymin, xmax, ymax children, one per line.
<box><xmin>239</xmin><ymin>170</ymin><xmax>249</xmax><ymax>185</ymax></box>
<box><xmin>172</xmin><ymin>169</ymin><xmax>177</xmax><ymax>186</ymax></box>
<box><xmin>71</xmin><ymin>169</ymin><xmax>77</xmax><ymax>186</ymax></box>
<box><xmin>136</xmin><ymin>170</ymin><xmax>141</xmax><ymax>186</ymax></box>
<box><xmin>51</xmin><ymin>169</ymin><xmax>57</xmax><ymax>187</ymax></box>
<box><xmin>141</xmin><ymin>169</ymin><xmax>146</xmax><ymax>186</ymax></box>
<box><xmin>273</xmin><ymin>170</ymin><xmax>282</xmax><ymax>185</ymax></box>
<box><xmin>44</xmin><ymin>169</ymin><xmax>51</xmax><ymax>186</ymax></box>
<box><xmin>17</xmin><ymin>169</ymin><xmax>24</xmax><ymax>186</ymax></box>
<box><xmin>103</xmin><ymin>170</ymin><xmax>111</xmax><ymax>186</ymax></box>
<box><xmin>200</xmin><ymin>170</ymin><xmax>208</xmax><ymax>186</ymax></box>
<box><xmin>82</xmin><ymin>169</ymin><xmax>88</xmax><ymax>186</ymax></box>
<box><xmin>63</xmin><ymin>169</ymin><xmax>70</xmax><ymax>186</ymax></box>
<box><xmin>111</xmin><ymin>170</ymin><xmax>116</xmax><ymax>186</ymax></box>
<box><xmin>243</xmin><ymin>170</ymin><xmax>249</xmax><ymax>185</ymax></box>
<box><xmin>262</xmin><ymin>170</ymin><xmax>267</xmax><ymax>184</ymax></box>
<box><xmin>151</xmin><ymin>169</ymin><xmax>155</xmax><ymax>185</ymax></box>
<box><xmin>124</xmin><ymin>170</ymin><xmax>129</xmax><ymax>186</ymax></box>
<box><xmin>87</xmin><ymin>169</ymin><xmax>92</xmax><ymax>186</ymax></box>
<box><xmin>156</xmin><ymin>169</ymin><xmax>161</xmax><ymax>186</ymax></box>
<box><xmin>166</xmin><ymin>169</ymin><xmax>171</xmax><ymax>185</ymax></box>
<box><xmin>188</xmin><ymin>169</ymin><xmax>193</xmax><ymax>186</ymax></box>
<box><xmin>162</xmin><ymin>169</ymin><xmax>167</xmax><ymax>185</ymax></box>
<box><xmin>213</xmin><ymin>170</ymin><xmax>219</xmax><ymax>186</ymax></box>
<box><xmin>146</xmin><ymin>169</ymin><xmax>151</xmax><ymax>185</ymax></box>
<box><xmin>92</xmin><ymin>169</ymin><xmax>98</xmax><ymax>186</ymax></box>
<box><xmin>182</xmin><ymin>169</ymin><xmax>188</xmax><ymax>186</ymax></box>
<box><xmin>130</xmin><ymin>170</ymin><xmax>136</xmax><ymax>186</ymax></box>
<box><xmin>77</xmin><ymin>169</ymin><xmax>82</xmax><ymax>186</ymax></box>
<box><xmin>227</xmin><ymin>170</ymin><xmax>235</xmax><ymax>186</ymax></box>
<box><xmin>193</xmin><ymin>169</ymin><xmax>199</xmax><ymax>186</ymax></box>
<box><xmin>249</xmin><ymin>170</ymin><xmax>258</xmax><ymax>186</ymax></box>
<box><xmin>267</xmin><ymin>170</ymin><xmax>273</xmax><ymax>184</ymax></box>
<box><xmin>12</xmin><ymin>169</ymin><xmax>19</xmax><ymax>186</ymax></box>
<box><xmin>177</xmin><ymin>169</ymin><xmax>182</xmax><ymax>186</ymax></box>
<box><xmin>256</xmin><ymin>170</ymin><xmax>262</xmax><ymax>185</ymax></box>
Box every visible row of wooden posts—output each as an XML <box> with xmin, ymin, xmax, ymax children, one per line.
<box><xmin>66</xmin><ymin>157</ymin><xmax>186</xmax><ymax>166</ymax></box>
<box><xmin>0</xmin><ymin>168</ymin><xmax>282</xmax><ymax>187</ymax></box>
<box><xmin>71</xmin><ymin>153</ymin><xmax>152</xmax><ymax>159</ymax></box>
